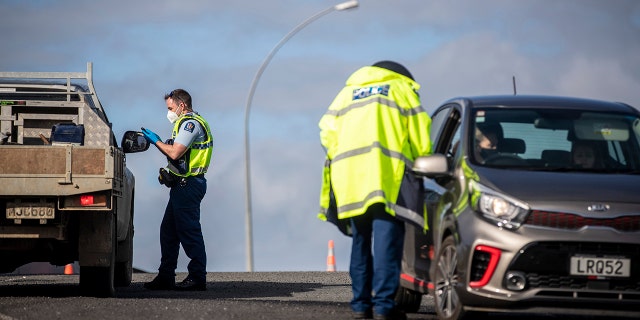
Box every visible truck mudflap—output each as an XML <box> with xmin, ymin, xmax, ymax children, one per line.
<box><xmin>78</xmin><ymin>211</ymin><xmax>115</xmax><ymax>268</ymax></box>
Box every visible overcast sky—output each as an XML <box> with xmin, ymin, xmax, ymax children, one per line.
<box><xmin>2</xmin><ymin>0</ymin><xmax>639</xmax><ymax>273</ymax></box>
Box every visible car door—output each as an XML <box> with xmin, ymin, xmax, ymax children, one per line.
<box><xmin>424</xmin><ymin>104</ymin><xmax>462</xmax><ymax>214</ymax></box>
<box><xmin>401</xmin><ymin>104</ymin><xmax>461</xmax><ymax>283</ymax></box>
<box><xmin>423</xmin><ymin>103</ymin><xmax>465</xmax><ymax>258</ymax></box>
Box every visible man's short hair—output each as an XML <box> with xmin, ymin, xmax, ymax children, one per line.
<box><xmin>164</xmin><ymin>89</ymin><xmax>192</xmax><ymax>109</ymax></box>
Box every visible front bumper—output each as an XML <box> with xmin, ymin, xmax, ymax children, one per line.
<box><xmin>453</xmin><ymin>210</ymin><xmax>640</xmax><ymax>314</ymax></box>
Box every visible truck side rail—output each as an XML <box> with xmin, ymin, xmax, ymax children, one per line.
<box><xmin>0</xmin><ymin>62</ymin><xmax>109</xmax><ymax>126</ymax></box>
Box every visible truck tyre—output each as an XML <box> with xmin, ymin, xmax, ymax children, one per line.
<box><xmin>115</xmin><ymin>204</ymin><xmax>134</xmax><ymax>287</ymax></box>
<box><xmin>79</xmin><ymin>213</ymin><xmax>116</xmax><ymax>297</ymax></box>
<box><xmin>80</xmin><ymin>263</ymin><xmax>115</xmax><ymax>297</ymax></box>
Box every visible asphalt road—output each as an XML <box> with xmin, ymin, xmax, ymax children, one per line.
<box><xmin>0</xmin><ymin>272</ymin><xmax>636</xmax><ymax>320</ymax></box>
<box><xmin>0</xmin><ymin>272</ymin><xmax>434</xmax><ymax>320</ymax></box>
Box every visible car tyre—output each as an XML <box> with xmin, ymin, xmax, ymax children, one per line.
<box><xmin>395</xmin><ymin>286</ymin><xmax>422</xmax><ymax>313</ymax></box>
<box><xmin>433</xmin><ymin>235</ymin><xmax>466</xmax><ymax>320</ymax></box>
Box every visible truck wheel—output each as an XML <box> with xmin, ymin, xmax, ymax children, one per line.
<box><xmin>395</xmin><ymin>286</ymin><xmax>422</xmax><ymax>313</ymax></box>
<box><xmin>79</xmin><ymin>213</ymin><xmax>116</xmax><ymax>297</ymax></box>
<box><xmin>80</xmin><ymin>264</ymin><xmax>115</xmax><ymax>297</ymax></box>
<box><xmin>114</xmin><ymin>232</ymin><xmax>133</xmax><ymax>287</ymax></box>
<box><xmin>115</xmin><ymin>207</ymin><xmax>134</xmax><ymax>287</ymax></box>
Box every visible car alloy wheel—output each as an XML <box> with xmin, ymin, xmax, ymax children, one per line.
<box><xmin>434</xmin><ymin>235</ymin><xmax>465</xmax><ymax>320</ymax></box>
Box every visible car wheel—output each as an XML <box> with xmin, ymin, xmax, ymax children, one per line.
<box><xmin>395</xmin><ymin>286</ymin><xmax>422</xmax><ymax>313</ymax></box>
<box><xmin>433</xmin><ymin>235</ymin><xmax>466</xmax><ymax>320</ymax></box>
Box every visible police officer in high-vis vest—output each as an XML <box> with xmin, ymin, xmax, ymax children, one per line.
<box><xmin>141</xmin><ymin>88</ymin><xmax>213</xmax><ymax>291</ymax></box>
<box><xmin>318</xmin><ymin>61</ymin><xmax>432</xmax><ymax>320</ymax></box>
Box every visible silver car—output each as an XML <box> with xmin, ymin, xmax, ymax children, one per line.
<box><xmin>397</xmin><ymin>95</ymin><xmax>640</xmax><ymax>319</ymax></box>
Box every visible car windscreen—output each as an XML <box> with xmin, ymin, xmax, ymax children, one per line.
<box><xmin>470</xmin><ymin>108</ymin><xmax>640</xmax><ymax>173</ymax></box>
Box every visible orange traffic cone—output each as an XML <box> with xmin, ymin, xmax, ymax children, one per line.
<box><xmin>64</xmin><ymin>263</ymin><xmax>74</xmax><ymax>275</ymax></box>
<box><xmin>326</xmin><ymin>240</ymin><xmax>336</xmax><ymax>272</ymax></box>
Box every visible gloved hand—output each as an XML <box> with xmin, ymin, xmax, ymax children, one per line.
<box><xmin>141</xmin><ymin>127</ymin><xmax>161</xmax><ymax>145</ymax></box>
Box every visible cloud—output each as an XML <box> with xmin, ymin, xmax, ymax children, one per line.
<box><xmin>559</xmin><ymin>56</ymin><xmax>640</xmax><ymax>103</ymax></box>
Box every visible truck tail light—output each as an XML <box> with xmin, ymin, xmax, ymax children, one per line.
<box><xmin>80</xmin><ymin>195</ymin><xmax>97</xmax><ymax>206</ymax></box>
<box><xmin>62</xmin><ymin>192</ymin><xmax>110</xmax><ymax>209</ymax></box>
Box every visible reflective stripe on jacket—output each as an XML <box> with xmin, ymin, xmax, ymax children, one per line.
<box><xmin>318</xmin><ymin>66</ymin><xmax>432</xmax><ymax>230</ymax></box>
<box><xmin>167</xmin><ymin>113</ymin><xmax>213</xmax><ymax>177</ymax></box>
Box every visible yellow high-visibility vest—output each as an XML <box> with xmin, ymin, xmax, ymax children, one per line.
<box><xmin>167</xmin><ymin>113</ymin><xmax>213</xmax><ymax>177</ymax></box>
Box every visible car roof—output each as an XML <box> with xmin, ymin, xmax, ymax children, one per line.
<box><xmin>441</xmin><ymin>95</ymin><xmax>638</xmax><ymax>114</ymax></box>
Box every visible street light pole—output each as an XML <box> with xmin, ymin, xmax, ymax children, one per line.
<box><xmin>243</xmin><ymin>0</ymin><xmax>358</xmax><ymax>272</ymax></box>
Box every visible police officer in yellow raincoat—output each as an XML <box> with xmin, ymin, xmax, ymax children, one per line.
<box><xmin>318</xmin><ymin>61</ymin><xmax>432</xmax><ymax>319</ymax></box>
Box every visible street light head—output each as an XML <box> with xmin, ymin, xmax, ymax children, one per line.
<box><xmin>334</xmin><ymin>0</ymin><xmax>359</xmax><ymax>11</ymax></box>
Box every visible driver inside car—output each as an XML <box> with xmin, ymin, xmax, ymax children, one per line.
<box><xmin>572</xmin><ymin>140</ymin><xmax>601</xmax><ymax>169</ymax></box>
<box><xmin>474</xmin><ymin>123</ymin><xmax>501</xmax><ymax>162</ymax></box>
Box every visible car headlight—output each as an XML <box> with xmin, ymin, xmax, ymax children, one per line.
<box><xmin>471</xmin><ymin>181</ymin><xmax>530</xmax><ymax>230</ymax></box>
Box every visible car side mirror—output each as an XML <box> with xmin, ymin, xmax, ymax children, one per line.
<box><xmin>121</xmin><ymin>131</ymin><xmax>150</xmax><ymax>153</ymax></box>
<box><xmin>412</xmin><ymin>154</ymin><xmax>450</xmax><ymax>178</ymax></box>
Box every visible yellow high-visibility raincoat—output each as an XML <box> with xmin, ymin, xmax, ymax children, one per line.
<box><xmin>318</xmin><ymin>65</ymin><xmax>432</xmax><ymax>235</ymax></box>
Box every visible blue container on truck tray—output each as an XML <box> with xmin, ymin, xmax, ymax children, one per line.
<box><xmin>50</xmin><ymin>123</ymin><xmax>84</xmax><ymax>145</ymax></box>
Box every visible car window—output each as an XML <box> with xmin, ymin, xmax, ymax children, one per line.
<box><xmin>430</xmin><ymin>104</ymin><xmax>461</xmax><ymax>154</ymax></box>
<box><xmin>608</xmin><ymin>140</ymin><xmax>627</xmax><ymax>166</ymax></box>
<box><xmin>501</xmin><ymin>122</ymin><xmax>570</xmax><ymax>159</ymax></box>
<box><xmin>449</xmin><ymin>125</ymin><xmax>461</xmax><ymax>157</ymax></box>
<box><xmin>471</xmin><ymin>108</ymin><xmax>640</xmax><ymax>172</ymax></box>
<box><xmin>429</xmin><ymin>106</ymin><xmax>451</xmax><ymax>143</ymax></box>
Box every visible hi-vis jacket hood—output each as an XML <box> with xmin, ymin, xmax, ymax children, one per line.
<box><xmin>318</xmin><ymin>66</ymin><xmax>432</xmax><ymax>234</ymax></box>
